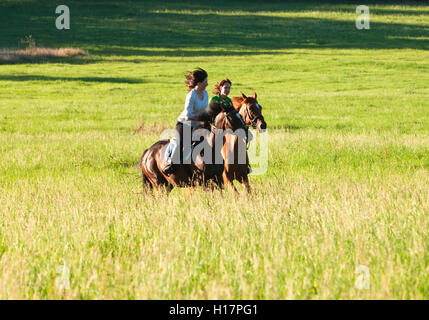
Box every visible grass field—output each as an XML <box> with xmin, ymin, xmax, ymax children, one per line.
<box><xmin>0</xmin><ymin>0</ymin><xmax>428</xmax><ymax>299</ymax></box>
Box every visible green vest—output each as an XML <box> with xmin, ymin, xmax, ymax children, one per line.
<box><xmin>210</xmin><ymin>95</ymin><xmax>232</xmax><ymax>108</ymax></box>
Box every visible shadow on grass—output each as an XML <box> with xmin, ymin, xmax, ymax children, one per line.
<box><xmin>0</xmin><ymin>55</ymin><xmax>103</xmax><ymax>65</ymax></box>
<box><xmin>0</xmin><ymin>0</ymin><xmax>428</xmax><ymax>59</ymax></box>
<box><xmin>91</xmin><ymin>47</ymin><xmax>293</xmax><ymax>57</ymax></box>
<box><xmin>0</xmin><ymin>75</ymin><xmax>145</xmax><ymax>83</ymax></box>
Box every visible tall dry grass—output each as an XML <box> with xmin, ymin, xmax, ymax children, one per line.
<box><xmin>0</xmin><ymin>47</ymin><xmax>88</xmax><ymax>64</ymax></box>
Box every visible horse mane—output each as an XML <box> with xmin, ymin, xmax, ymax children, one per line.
<box><xmin>200</xmin><ymin>95</ymin><xmax>258</xmax><ymax>126</ymax></box>
<box><xmin>198</xmin><ymin>99</ymin><xmax>223</xmax><ymax>123</ymax></box>
<box><xmin>213</xmin><ymin>111</ymin><xmax>226</xmax><ymax>129</ymax></box>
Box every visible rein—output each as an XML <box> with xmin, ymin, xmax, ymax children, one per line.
<box><xmin>241</xmin><ymin>102</ymin><xmax>262</xmax><ymax>150</ymax></box>
<box><xmin>242</xmin><ymin>103</ymin><xmax>262</xmax><ymax>127</ymax></box>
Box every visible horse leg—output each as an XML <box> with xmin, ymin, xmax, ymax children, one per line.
<box><xmin>237</xmin><ymin>173</ymin><xmax>251</xmax><ymax>193</ymax></box>
<box><xmin>222</xmin><ymin>170</ymin><xmax>237</xmax><ymax>192</ymax></box>
<box><xmin>216</xmin><ymin>176</ymin><xmax>224</xmax><ymax>190</ymax></box>
<box><xmin>158</xmin><ymin>183</ymin><xmax>173</xmax><ymax>194</ymax></box>
<box><xmin>140</xmin><ymin>150</ymin><xmax>156</xmax><ymax>193</ymax></box>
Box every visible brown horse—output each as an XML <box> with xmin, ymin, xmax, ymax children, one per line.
<box><xmin>221</xmin><ymin>92</ymin><xmax>267</xmax><ymax>192</ymax></box>
<box><xmin>140</xmin><ymin>108</ymin><xmax>248</xmax><ymax>192</ymax></box>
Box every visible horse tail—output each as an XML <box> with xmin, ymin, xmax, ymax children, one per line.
<box><xmin>142</xmin><ymin>172</ymin><xmax>153</xmax><ymax>190</ymax></box>
<box><xmin>140</xmin><ymin>149</ymin><xmax>153</xmax><ymax>190</ymax></box>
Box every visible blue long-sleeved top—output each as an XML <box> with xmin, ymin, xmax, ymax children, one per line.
<box><xmin>177</xmin><ymin>89</ymin><xmax>208</xmax><ymax>128</ymax></box>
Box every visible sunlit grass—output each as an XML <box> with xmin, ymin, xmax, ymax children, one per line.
<box><xmin>0</xmin><ymin>0</ymin><xmax>428</xmax><ymax>299</ymax></box>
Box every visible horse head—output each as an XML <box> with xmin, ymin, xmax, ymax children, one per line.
<box><xmin>233</xmin><ymin>92</ymin><xmax>267</xmax><ymax>132</ymax></box>
<box><xmin>213</xmin><ymin>106</ymin><xmax>249</xmax><ymax>141</ymax></box>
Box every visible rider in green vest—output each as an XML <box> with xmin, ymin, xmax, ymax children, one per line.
<box><xmin>209</xmin><ymin>79</ymin><xmax>251</xmax><ymax>174</ymax></box>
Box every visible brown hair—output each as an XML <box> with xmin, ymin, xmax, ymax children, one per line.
<box><xmin>213</xmin><ymin>78</ymin><xmax>232</xmax><ymax>95</ymax></box>
<box><xmin>184</xmin><ymin>68</ymin><xmax>208</xmax><ymax>91</ymax></box>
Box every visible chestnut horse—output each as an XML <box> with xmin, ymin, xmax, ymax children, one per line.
<box><xmin>140</xmin><ymin>108</ymin><xmax>248</xmax><ymax>192</ymax></box>
<box><xmin>221</xmin><ymin>92</ymin><xmax>267</xmax><ymax>192</ymax></box>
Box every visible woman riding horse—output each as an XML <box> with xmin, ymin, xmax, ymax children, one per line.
<box><xmin>210</xmin><ymin>78</ymin><xmax>233</xmax><ymax>114</ymax></box>
<box><xmin>221</xmin><ymin>92</ymin><xmax>267</xmax><ymax>192</ymax></box>
<box><xmin>140</xmin><ymin>101</ymin><xmax>248</xmax><ymax>190</ymax></box>
<box><xmin>141</xmin><ymin>69</ymin><xmax>248</xmax><ymax>190</ymax></box>
<box><xmin>162</xmin><ymin>70</ymin><xmax>244</xmax><ymax>175</ymax></box>
<box><xmin>162</xmin><ymin>68</ymin><xmax>210</xmax><ymax>175</ymax></box>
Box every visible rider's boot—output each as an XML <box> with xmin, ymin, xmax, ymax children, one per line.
<box><xmin>162</xmin><ymin>163</ymin><xmax>175</xmax><ymax>175</ymax></box>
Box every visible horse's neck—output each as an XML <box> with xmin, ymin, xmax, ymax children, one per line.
<box><xmin>213</xmin><ymin>113</ymin><xmax>226</xmax><ymax>132</ymax></box>
<box><xmin>224</xmin><ymin>132</ymin><xmax>240</xmax><ymax>149</ymax></box>
<box><xmin>216</xmin><ymin>114</ymin><xmax>237</xmax><ymax>150</ymax></box>
<box><xmin>208</xmin><ymin>115</ymin><xmax>225</xmax><ymax>147</ymax></box>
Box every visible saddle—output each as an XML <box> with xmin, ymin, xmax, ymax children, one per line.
<box><xmin>162</xmin><ymin>124</ymin><xmax>207</xmax><ymax>177</ymax></box>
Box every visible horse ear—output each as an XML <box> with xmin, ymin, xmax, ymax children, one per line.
<box><xmin>253</xmin><ymin>92</ymin><xmax>257</xmax><ymax>99</ymax></box>
<box><xmin>241</xmin><ymin>91</ymin><xmax>247</xmax><ymax>99</ymax></box>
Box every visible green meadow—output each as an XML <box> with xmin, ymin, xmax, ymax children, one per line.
<box><xmin>0</xmin><ymin>0</ymin><xmax>428</xmax><ymax>299</ymax></box>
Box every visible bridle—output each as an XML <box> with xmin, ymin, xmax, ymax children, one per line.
<box><xmin>210</xmin><ymin>109</ymin><xmax>248</xmax><ymax>139</ymax></box>
<box><xmin>242</xmin><ymin>102</ymin><xmax>263</xmax><ymax>128</ymax></box>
